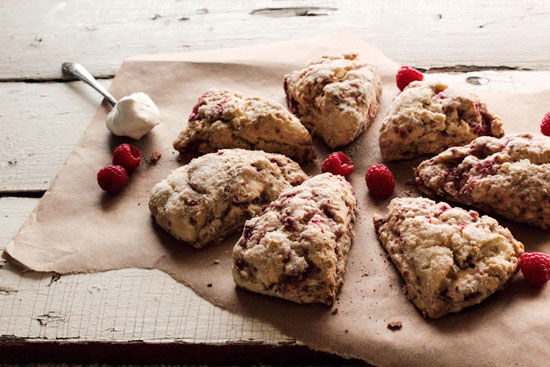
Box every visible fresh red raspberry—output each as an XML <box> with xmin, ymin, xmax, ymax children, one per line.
<box><xmin>541</xmin><ymin>113</ymin><xmax>550</xmax><ymax>136</ymax></box>
<box><xmin>396</xmin><ymin>66</ymin><xmax>424</xmax><ymax>91</ymax></box>
<box><xmin>365</xmin><ymin>164</ymin><xmax>395</xmax><ymax>198</ymax></box>
<box><xmin>519</xmin><ymin>252</ymin><xmax>550</xmax><ymax>287</ymax></box>
<box><xmin>113</xmin><ymin>144</ymin><xmax>142</xmax><ymax>173</ymax></box>
<box><xmin>97</xmin><ymin>165</ymin><xmax>129</xmax><ymax>194</ymax></box>
<box><xmin>321</xmin><ymin>152</ymin><xmax>354</xmax><ymax>177</ymax></box>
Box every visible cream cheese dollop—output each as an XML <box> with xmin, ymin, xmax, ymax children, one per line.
<box><xmin>105</xmin><ymin>92</ymin><xmax>160</xmax><ymax>139</ymax></box>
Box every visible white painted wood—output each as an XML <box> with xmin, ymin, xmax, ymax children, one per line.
<box><xmin>0</xmin><ymin>197</ymin><xmax>294</xmax><ymax>344</ymax></box>
<box><xmin>1</xmin><ymin>71</ymin><xmax>549</xmax><ymax>345</ymax></box>
<box><xmin>2</xmin><ymin>71</ymin><xmax>550</xmax><ymax>193</ymax></box>
<box><xmin>1</xmin><ymin>0</ymin><xmax>549</xmax><ymax>80</ymax></box>
<box><xmin>0</xmin><ymin>79</ymin><xmax>110</xmax><ymax>192</ymax></box>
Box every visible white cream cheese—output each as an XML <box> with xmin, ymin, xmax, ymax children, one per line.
<box><xmin>105</xmin><ymin>92</ymin><xmax>160</xmax><ymax>139</ymax></box>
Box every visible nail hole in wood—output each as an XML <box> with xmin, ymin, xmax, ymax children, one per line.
<box><xmin>466</xmin><ymin>76</ymin><xmax>489</xmax><ymax>86</ymax></box>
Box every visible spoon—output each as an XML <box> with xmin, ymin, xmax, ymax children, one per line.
<box><xmin>61</xmin><ymin>62</ymin><xmax>117</xmax><ymax>107</ymax></box>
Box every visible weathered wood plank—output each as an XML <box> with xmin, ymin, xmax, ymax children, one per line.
<box><xmin>2</xmin><ymin>71</ymin><xmax>550</xmax><ymax>192</ymax></box>
<box><xmin>0</xmin><ymin>79</ymin><xmax>110</xmax><ymax>192</ymax></box>
<box><xmin>1</xmin><ymin>0</ymin><xmax>550</xmax><ymax>80</ymax></box>
<box><xmin>0</xmin><ymin>197</ymin><xmax>294</xmax><ymax>344</ymax></box>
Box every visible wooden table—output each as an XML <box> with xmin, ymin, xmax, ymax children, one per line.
<box><xmin>1</xmin><ymin>0</ymin><xmax>549</xmax><ymax>364</ymax></box>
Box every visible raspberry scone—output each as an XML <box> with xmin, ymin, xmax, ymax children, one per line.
<box><xmin>232</xmin><ymin>173</ymin><xmax>357</xmax><ymax>305</ymax></box>
<box><xmin>379</xmin><ymin>81</ymin><xmax>504</xmax><ymax>161</ymax></box>
<box><xmin>373</xmin><ymin>197</ymin><xmax>524</xmax><ymax>319</ymax></box>
<box><xmin>174</xmin><ymin>89</ymin><xmax>315</xmax><ymax>163</ymax></box>
<box><xmin>149</xmin><ymin>149</ymin><xmax>307</xmax><ymax>249</ymax></box>
<box><xmin>415</xmin><ymin>133</ymin><xmax>550</xmax><ymax>230</ymax></box>
<box><xmin>283</xmin><ymin>53</ymin><xmax>382</xmax><ymax>148</ymax></box>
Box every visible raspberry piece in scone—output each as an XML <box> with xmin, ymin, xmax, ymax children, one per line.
<box><xmin>373</xmin><ymin>197</ymin><xmax>524</xmax><ymax>319</ymax></box>
<box><xmin>379</xmin><ymin>81</ymin><xmax>504</xmax><ymax>161</ymax></box>
<box><xmin>415</xmin><ymin>133</ymin><xmax>550</xmax><ymax>230</ymax></box>
<box><xmin>232</xmin><ymin>173</ymin><xmax>357</xmax><ymax>305</ymax></box>
<box><xmin>174</xmin><ymin>89</ymin><xmax>315</xmax><ymax>163</ymax></box>
<box><xmin>149</xmin><ymin>149</ymin><xmax>307</xmax><ymax>249</ymax></box>
<box><xmin>284</xmin><ymin>53</ymin><xmax>382</xmax><ymax>148</ymax></box>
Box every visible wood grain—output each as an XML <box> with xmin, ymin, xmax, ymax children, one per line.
<box><xmin>2</xmin><ymin>71</ymin><xmax>549</xmax><ymax>193</ymax></box>
<box><xmin>0</xmin><ymin>198</ymin><xmax>294</xmax><ymax>345</ymax></box>
<box><xmin>1</xmin><ymin>0</ymin><xmax>550</xmax><ymax>80</ymax></box>
<box><xmin>0</xmin><ymin>80</ymin><xmax>110</xmax><ymax>193</ymax></box>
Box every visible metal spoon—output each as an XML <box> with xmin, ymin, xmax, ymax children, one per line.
<box><xmin>61</xmin><ymin>62</ymin><xmax>117</xmax><ymax>107</ymax></box>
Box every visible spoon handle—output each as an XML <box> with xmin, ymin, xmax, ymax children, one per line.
<box><xmin>62</xmin><ymin>62</ymin><xmax>117</xmax><ymax>107</ymax></box>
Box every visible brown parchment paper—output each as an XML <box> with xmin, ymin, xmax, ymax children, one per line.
<box><xmin>4</xmin><ymin>31</ymin><xmax>550</xmax><ymax>367</ymax></box>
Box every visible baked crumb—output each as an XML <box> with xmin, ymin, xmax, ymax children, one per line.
<box><xmin>150</xmin><ymin>151</ymin><xmax>162</xmax><ymax>163</ymax></box>
<box><xmin>387</xmin><ymin>321</ymin><xmax>402</xmax><ymax>330</ymax></box>
<box><xmin>331</xmin><ymin>308</ymin><xmax>338</xmax><ymax>315</ymax></box>
<box><xmin>207</xmin><ymin>283</ymin><xmax>213</xmax><ymax>288</ymax></box>
<box><xmin>213</xmin><ymin>259</ymin><xmax>220</xmax><ymax>264</ymax></box>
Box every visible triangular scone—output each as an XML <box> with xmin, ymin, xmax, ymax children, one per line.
<box><xmin>373</xmin><ymin>197</ymin><xmax>524</xmax><ymax>319</ymax></box>
<box><xmin>174</xmin><ymin>89</ymin><xmax>315</xmax><ymax>163</ymax></box>
<box><xmin>232</xmin><ymin>173</ymin><xmax>357</xmax><ymax>305</ymax></box>
<box><xmin>283</xmin><ymin>53</ymin><xmax>382</xmax><ymax>148</ymax></box>
<box><xmin>379</xmin><ymin>81</ymin><xmax>504</xmax><ymax>161</ymax></box>
<box><xmin>149</xmin><ymin>149</ymin><xmax>308</xmax><ymax>249</ymax></box>
<box><xmin>415</xmin><ymin>133</ymin><xmax>550</xmax><ymax>230</ymax></box>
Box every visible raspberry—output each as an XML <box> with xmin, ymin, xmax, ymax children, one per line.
<box><xmin>396</xmin><ymin>66</ymin><xmax>424</xmax><ymax>91</ymax></box>
<box><xmin>365</xmin><ymin>164</ymin><xmax>395</xmax><ymax>198</ymax></box>
<box><xmin>519</xmin><ymin>252</ymin><xmax>550</xmax><ymax>287</ymax></box>
<box><xmin>97</xmin><ymin>165</ymin><xmax>128</xmax><ymax>194</ymax></box>
<box><xmin>113</xmin><ymin>144</ymin><xmax>142</xmax><ymax>173</ymax></box>
<box><xmin>541</xmin><ymin>113</ymin><xmax>550</xmax><ymax>136</ymax></box>
<box><xmin>321</xmin><ymin>152</ymin><xmax>354</xmax><ymax>177</ymax></box>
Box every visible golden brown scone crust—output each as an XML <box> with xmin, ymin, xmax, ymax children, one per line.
<box><xmin>232</xmin><ymin>173</ymin><xmax>357</xmax><ymax>305</ymax></box>
<box><xmin>374</xmin><ymin>197</ymin><xmax>524</xmax><ymax>319</ymax></box>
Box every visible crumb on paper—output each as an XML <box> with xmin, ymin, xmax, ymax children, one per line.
<box><xmin>331</xmin><ymin>308</ymin><xmax>338</xmax><ymax>315</ymax></box>
<box><xmin>344</xmin><ymin>329</ymin><xmax>349</xmax><ymax>333</ymax></box>
<box><xmin>207</xmin><ymin>283</ymin><xmax>213</xmax><ymax>287</ymax></box>
<box><xmin>387</xmin><ymin>320</ymin><xmax>402</xmax><ymax>330</ymax></box>
<box><xmin>150</xmin><ymin>151</ymin><xmax>162</xmax><ymax>163</ymax></box>
<box><xmin>214</xmin><ymin>259</ymin><xmax>220</xmax><ymax>264</ymax></box>
<box><xmin>362</xmin><ymin>272</ymin><xmax>369</xmax><ymax>277</ymax></box>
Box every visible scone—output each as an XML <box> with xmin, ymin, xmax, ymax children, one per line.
<box><xmin>283</xmin><ymin>53</ymin><xmax>382</xmax><ymax>148</ymax></box>
<box><xmin>415</xmin><ymin>133</ymin><xmax>550</xmax><ymax>230</ymax></box>
<box><xmin>149</xmin><ymin>149</ymin><xmax>307</xmax><ymax>249</ymax></box>
<box><xmin>379</xmin><ymin>81</ymin><xmax>504</xmax><ymax>161</ymax></box>
<box><xmin>232</xmin><ymin>173</ymin><xmax>357</xmax><ymax>305</ymax></box>
<box><xmin>373</xmin><ymin>197</ymin><xmax>524</xmax><ymax>319</ymax></box>
<box><xmin>174</xmin><ymin>89</ymin><xmax>315</xmax><ymax>163</ymax></box>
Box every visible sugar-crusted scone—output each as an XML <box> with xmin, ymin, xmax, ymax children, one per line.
<box><xmin>283</xmin><ymin>53</ymin><xmax>382</xmax><ymax>148</ymax></box>
<box><xmin>173</xmin><ymin>89</ymin><xmax>315</xmax><ymax>163</ymax></box>
<box><xmin>415</xmin><ymin>133</ymin><xmax>550</xmax><ymax>230</ymax></box>
<box><xmin>232</xmin><ymin>173</ymin><xmax>357</xmax><ymax>305</ymax></box>
<box><xmin>379</xmin><ymin>81</ymin><xmax>504</xmax><ymax>161</ymax></box>
<box><xmin>149</xmin><ymin>149</ymin><xmax>308</xmax><ymax>249</ymax></box>
<box><xmin>373</xmin><ymin>197</ymin><xmax>524</xmax><ymax>319</ymax></box>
